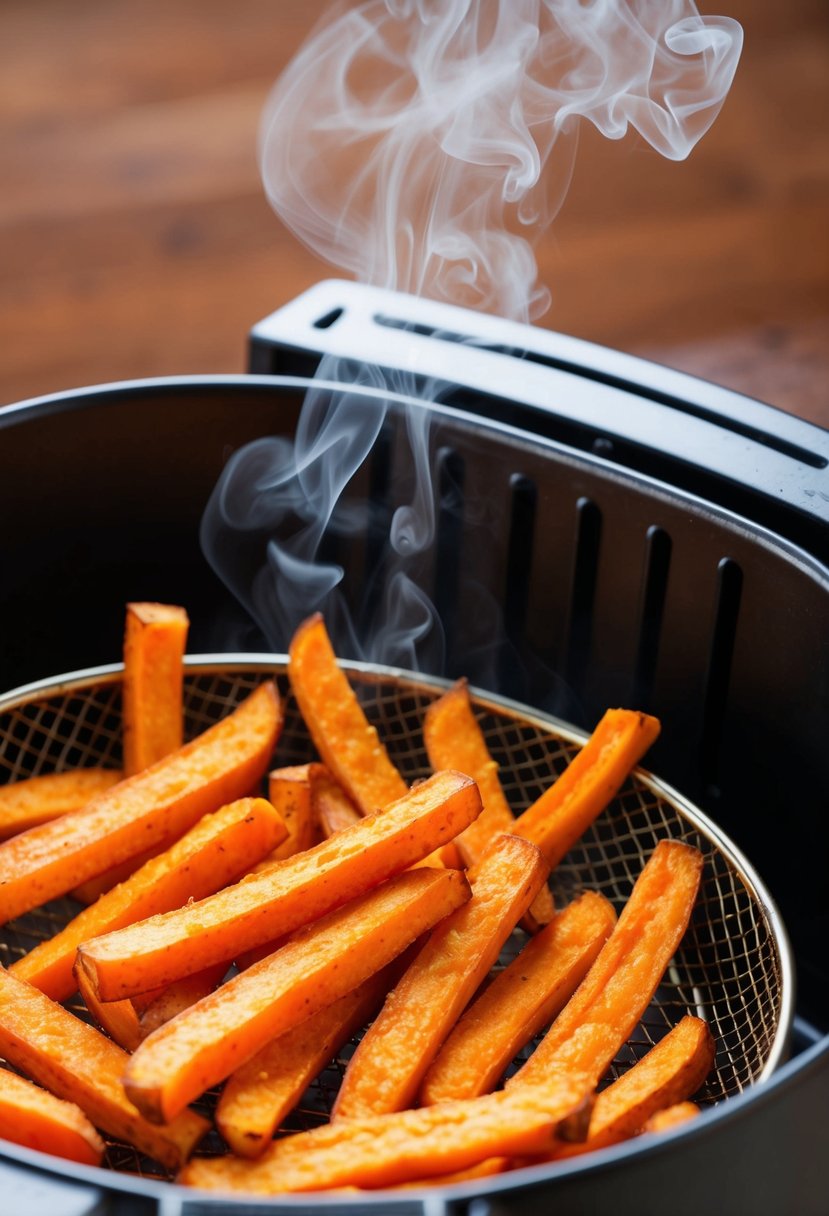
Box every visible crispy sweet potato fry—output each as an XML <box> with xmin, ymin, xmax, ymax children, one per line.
<box><xmin>75</xmin><ymin>961</ymin><xmax>143</xmax><ymax>1053</ymax></box>
<box><xmin>551</xmin><ymin>1016</ymin><xmax>714</xmax><ymax>1157</ymax></box>
<box><xmin>0</xmin><ymin>966</ymin><xmax>208</xmax><ymax>1170</ymax></box>
<box><xmin>179</xmin><ymin>1079</ymin><xmax>592</xmax><ymax>1193</ymax></box>
<box><xmin>424</xmin><ymin>679</ymin><xmax>517</xmax><ymax>861</ymax></box>
<box><xmin>421</xmin><ymin>890</ymin><xmax>616</xmax><ymax>1105</ymax></box>
<box><xmin>77</xmin><ymin>769</ymin><xmax>481</xmax><ymax>1002</ymax></box>
<box><xmin>0</xmin><ymin>768</ymin><xmax>122</xmax><ymax>841</ymax></box>
<box><xmin>288</xmin><ymin>614</ymin><xmax>408</xmax><ymax>814</ymax></box>
<box><xmin>0</xmin><ymin>1067</ymin><xmax>105</xmax><ymax>1166</ymax></box>
<box><xmin>643</xmin><ymin>1100</ymin><xmax>701</xmax><ymax>1134</ymax></box>
<box><xmin>508</xmin><ymin>840</ymin><xmax>703</xmax><ymax>1092</ymax></box>
<box><xmin>0</xmin><ymin>681</ymin><xmax>282</xmax><ymax>925</ymax></box>
<box><xmin>334</xmin><ymin>834</ymin><xmax>549</xmax><ymax>1119</ymax></box>
<box><xmin>217</xmin><ymin>965</ymin><xmax>399</xmax><ymax>1157</ymax></box>
<box><xmin>70</xmin><ymin>845</ymin><xmax>165</xmax><ymax>905</ymax></box>
<box><xmin>122</xmin><ymin>602</ymin><xmax>189</xmax><ymax>776</ymax></box>
<box><xmin>423</xmin><ymin>678</ymin><xmax>555</xmax><ymax>928</ymax></box>
<box><xmin>261</xmin><ymin>764</ymin><xmax>321</xmax><ymax>863</ymax></box>
<box><xmin>312</xmin><ymin>767</ymin><xmax>361</xmax><ymax>838</ymax></box>
<box><xmin>122</xmin><ymin>867</ymin><xmax>471</xmax><ymax>1124</ymax></box>
<box><xmin>510</xmin><ymin>708</ymin><xmax>661</xmax><ymax>871</ymax></box>
<box><xmin>11</xmin><ymin>796</ymin><xmax>284</xmax><ymax>1000</ymax></box>
<box><xmin>138</xmin><ymin>963</ymin><xmax>229</xmax><ymax>1039</ymax></box>
<box><xmin>390</xmin><ymin>1157</ymin><xmax>509</xmax><ymax>1189</ymax></box>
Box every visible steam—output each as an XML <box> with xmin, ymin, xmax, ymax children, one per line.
<box><xmin>260</xmin><ymin>0</ymin><xmax>743</xmax><ymax>322</ymax></box>
<box><xmin>203</xmin><ymin>0</ymin><xmax>742</xmax><ymax>679</ymax></box>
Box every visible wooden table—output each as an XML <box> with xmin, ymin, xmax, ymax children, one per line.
<box><xmin>1</xmin><ymin>0</ymin><xmax>827</xmax><ymax>428</ymax></box>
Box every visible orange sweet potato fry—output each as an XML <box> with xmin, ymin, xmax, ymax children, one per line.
<box><xmin>0</xmin><ymin>681</ymin><xmax>282</xmax><ymax>925</ymax></box>
<box><xmin>122</xmin><ymin>601</ymin><xmax>189</xmax><ymax>776</ymax></box>
<box><xmin>138</xmin><ymin>963</ymin><xmax>230</xmax><ymax>1039</ymax></box>
<box><xmin>0</xmin><ymin>966</ymin><xmax>208</xmax><ymax>1170</ymax></box>
<box><xmin>334</xmin><ymin>833</ymin><xmax>549</xmax><ymax>1119</ymax></box>
<box><xmin>77</xmin><ymin>769</ymin><xmax>481</xmax><ymax>1002</ymax></box>
<box><xmin>217</xmin><ymin>965</ymin><xmax>398</xmax><ymax>1157</ymax></box>
<box><xmin>122</xmin><ymin>866</ymin><xmax>471</xmax><ymax>1124</ymax></box>
<box><xmin>178</xmin><ymin>1078</ymin><xmax>592</xmax><ymax>1193</ymax></box>
<box><xmin>424</xmin><ymin>678</ymin><xmax>554</xmax><ymax>928</ymax></box>
<box><xmin>11</xmin><ymin>796</ymin><xmax>285</xmax><ymax>1001</ymax></box>
<box><xmin>511</xmin><ymin>708</ymin><xmax>661</xmax><ymax>871</ymax></box>
<box><xmin>288</xmin><ymin>614</ymin><xmax>408</xmax><ymax>815</ymax></box>
<box><xmin>311</xmin><ymin>766</ymin><xmax>361</xmax><ymax>838</ymax></box>
<box><xmin>424</xmin><ymin>679</ymin><xmax>517</xmax><ymax>862</ymax></box>
<box><xmin>420</xmin><ymin>890</ymin><xmax>616</xmax><ymax>1105</ymax></box>
<box><xmin>0</xmin><ymin>1067</ymin><xmax>105</xmax><ymax>1166</ymax></box>
<box><xmin>551</xmin><ymin>1016</ymin><xmax>714</xmax><ymax>1157</ymax></box>
<box><xmin>643</xmin><ymin>1100</ymin><xmax>701</xmax><ymax>1134</ymax></box>
<box><xmin>70</xmin><ymin>844</ymin><xmax>165</xmax><ymax>905</ymax></box>
<box><xmin>508</xmin><ymin>839</ymin><xmax>703</xmax><ymax>1092</ymax></box>
<box><xmin>0</xmin><ymin>768</ymin><xmax>122</xmax><ymax>841</ymax></box>
<box><xmin>261</xmin><ymin>764</ymin><xmax>322</xmax><ymax>863</ymax></box>
<box><xmin>75</xmin><ymin>960</ymin><xmax>143</xmax><ymax>1053</ymax></box>
<box><xmin>390</xmin><ymin>1157</ymin><xmax>509</xmax><ymax>1189</ymax></box>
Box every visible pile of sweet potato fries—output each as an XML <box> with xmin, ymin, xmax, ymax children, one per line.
<box><xmin>0</xmin><ymin>604</ymin><xmax>714</xmax><ymax>1194</ymax></box>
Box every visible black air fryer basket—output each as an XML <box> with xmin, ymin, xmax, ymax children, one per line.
<box><xmin>0</xmin><ymin>281</ymin><xmax>827</xmax><ymax>1215</ymax></box>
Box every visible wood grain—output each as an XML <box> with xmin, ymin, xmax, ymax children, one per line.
<box><xmin>0</xmin><ymin>0</ymin><xmax>826</xmax><ymax>427</ymax></box>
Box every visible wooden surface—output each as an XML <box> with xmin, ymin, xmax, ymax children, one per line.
<box><xmin>1</xmin><ymin>0</ymin><xmax>827</xmax><ymax>428</ymax></box>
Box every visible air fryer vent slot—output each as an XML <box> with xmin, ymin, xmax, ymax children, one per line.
<box><xmin>434</xmin><ymin>447</ymin><xmax>465</xmax><ymax>666</ymax></box>
<box><xmin>565</xmin><ymin>496</ymin><xmax>602</xmax><ymax>690</ymax></box>
<box><xmin>632</xmin><ymin>525</ymin><xmax>673</xmax><ymax>711</ymax></box>
<box><xmin>701</xmin><ymin>558</ymin><xmax>744</xmax><ymax>793</ymax></box>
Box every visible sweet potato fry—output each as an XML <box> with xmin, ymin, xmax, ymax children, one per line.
<box><xmin>122</xmin><ymin>602</ymin><xmax>189</xmax><ymax>776</ymax></box>
<box><xmin>11</xmin><ymin>796</ymin><xmax>284</xmax><ymax>1001</ymax></box>
<box><xmin>288</xmin><ymin>614</ymin><xmax>407</xmax><ymax>814</ymax></box>
<box><xmin>0</xmin><ymin>681</ymin><xmax>282</xmax><ymax>925</ymax></box>
<box><xmin>0</xmin><ymin>1067</ymin><xmax>105</xmax><ymax>1166</ymax></box>
<box><xmin>70</xmin><ymin>844</ymin><xmax>165</xmax><ymax>905</ymax></box>
<box><xmin>0</xmin><ymin>966</ymin><xmax>208</xmax><ymax>1170</ymax></box>
<box><xmin>75</xmin><ymin>961</ymin><xmax>143</xmax><ymax>1053</ymax></box>
<box><xmin>0</xmin><ymin>768</ymin><xmax>122</xmax><ymax>841</ymax></box>
<box><xmin>312</xmin><ymin>767</ymin><xmax>361</xmax><ymax>837</ymax></box>
<box><xmin>508</xmin><ymin>839</ymin><xmax>703</xmax><ymax>1092</ymax></box>
<box><xmin>77</xmin><ymin>769</ymin><xmax>481</xmax><ymax>1002</ymax></box>
<box><xmin>424</xmin><ymin>679</ymin><xmax>517</xmax><ymax>861</ymax></box>
<box><xmin>217</xmin><ymin>964</ymin><xmax>398</xmax><ymax>1157</ymax></box>
<box><xmin>424</xmin><ymin>678</ymin><xmax>555</xmax><ymax>928</ymax></box>
<box><xmin>390</xmin><ymin>1157</ymin><xmax>509</xmax><ymax>1188</ymax></box>
<box><xmin>510</xmin><ymin>708</ymin><xmax>661</xmax><ymax>871</ymax></box>
<box><xmin>421</xmin><ymin>890</ymin><xmax>616</xmax><ymax>1105</ymax></box>
<box><xmin>643</xmin><ymin>1100</ymin><xmax>701</xmax><ymax>1134</ymax></box>
<box><xmin>551</xmin><ymin>1016</ymin><xmax>714</xmax><ymax>1157</ymax></box>
<box><xmin>178</xmin><ymin>1078</ymin><xmax>592</xmax><ymax>1193</ymax></box>
<box><xmin>122</xmin><ymin>866</ymin><xmax>471</xmax><ymax>1124</ymax></box>
<box><xmin>138</xmin><ymin>963</ymin><xmax>229</xmax><ymax>1039</ymax></box>
<box><xmin>334</xmin><ymin>834</ymin><xmax>549</xmax><ymax>1119</ymax></box>
<box><xmin>261</xmin><ymin>764</ymin><xmax>321</xmax><ymax>863</ymax></box>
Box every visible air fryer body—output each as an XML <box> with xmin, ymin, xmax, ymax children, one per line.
<box><xmin>0</xmin><ymin>283</ymin><xmax>827</xmax><ymax>1213</ymax></box>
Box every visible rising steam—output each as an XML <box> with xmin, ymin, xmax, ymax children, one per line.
<box><xmin>260</xmin><ymin>0</ymin><xmax>743</xmax><ymax>322</ymax></box>
<box><xmin>203</xmin><ymin>0</ymin><xmax>742</xmax><ymax>678</ymax></box>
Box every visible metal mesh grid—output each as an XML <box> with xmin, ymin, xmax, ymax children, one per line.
<box><xmin>0</xmin><ymin>660</ymin><xmax>786</xmax><ymax>1184</ymax></box>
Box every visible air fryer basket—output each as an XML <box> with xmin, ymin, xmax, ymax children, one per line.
<box><xmin>0</xmin><ymin>660</ymin><xmax>791</xmax><ymax>1180</ymax></box>
<box><xmin>0</xmin><ymin>281</ymin><xmax>827</xmax><ymax>1213</ymax></box>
